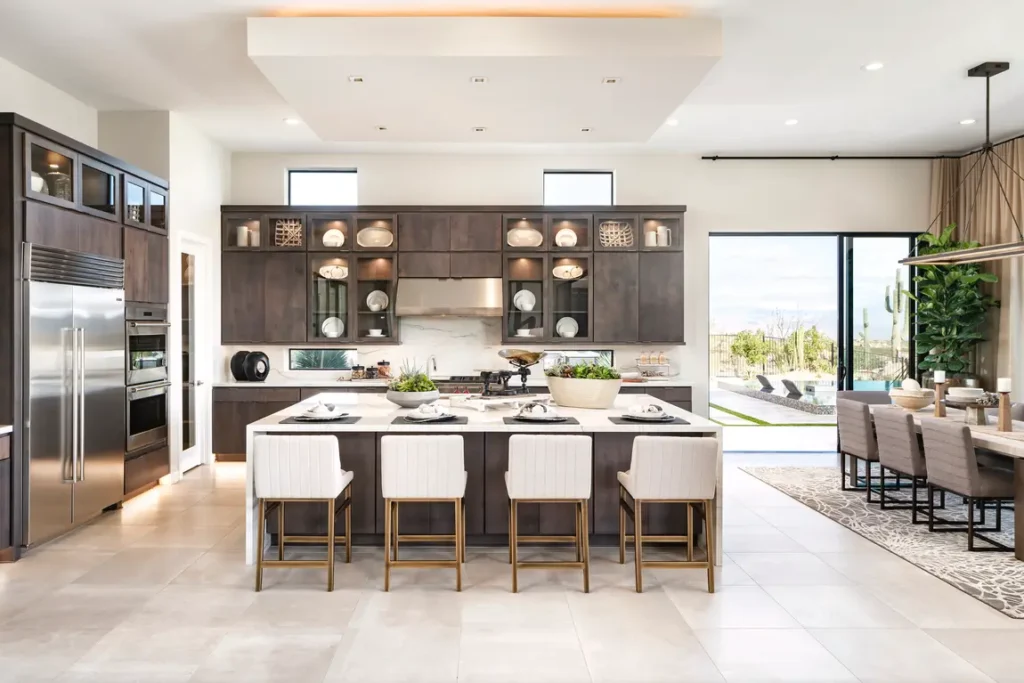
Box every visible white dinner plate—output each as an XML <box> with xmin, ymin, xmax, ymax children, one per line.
<box><xmin>318</xmin><ymin>265</ymin><xmax>348</xmax><ymax>280</ymax></box>
<box><xmin>552</xmin><ymin>264</ymin><xmax>584</xmax><ymax>280</ymax></box>
<box><xmin>506</xmin><ymin>226</ymin><xmax>544</xmax><ymax>248</ymax></box>
<box><xmin>366</xmin><ymin>290</ymin><xmax>389</xmax><ymax>311</ymax></box>
<box><xmin>554</xmin><ymin>228</ymin><xmax>578</xmax><ymax>247</ymax></box>
<box><xmin>556</xmin><ymin>317</ymin><xmax>579</xmax><ymax>338</ymax></box>
<box><xmin>322</xmin><ymin>228</ymin><xmax>345</xmax><ymax>248</ymax></box>
<box><xmin>513</xmin><ymin>290</ymin><xmax>536</xmax><ymax>312</ymax></box>
<box><xmin>356</xmin><ymin>226</ymin><xmax>394</xmax><ymax>248</ymax></box>
<box><xmin>321</xmin><ymin>317</ymin><xmax>344</xmax><ymax>338</ymax></box>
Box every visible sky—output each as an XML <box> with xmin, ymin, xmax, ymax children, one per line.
<box><xmin>709</xmin><ymin>235</ymin><xmax>911</xmax><ymax>343</ymax></box>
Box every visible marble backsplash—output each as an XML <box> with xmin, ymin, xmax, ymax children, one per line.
<box><xmin>220</xmin><ymin>317</ymin><xmax>694</xmax><ymax>385</ymax></box>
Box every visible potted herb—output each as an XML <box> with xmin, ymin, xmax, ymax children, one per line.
<box><xmin>908</xmin><ymin>223</ymin><xmax>998</xmax><ymax>378</ymax></box>
<box><xmin>386</xmin><ymin>360</ymin><xmax>440</xmax><ymax>408</ymax></box>
<box><xmin>544</xmin><ymin>361</ymin><xmax>622</xmax><ymax>409</ymax></box>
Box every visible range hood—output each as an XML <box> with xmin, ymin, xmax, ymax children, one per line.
<box><xmin>395</xmin><ymin>278</ymin><xmax>503</xmax><ymax>317</ymax></box>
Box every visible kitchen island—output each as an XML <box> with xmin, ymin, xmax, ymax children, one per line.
<box><xmin>244</xmin><ymin>392</ymin><xmax>723</xmax><ymax>566</ymax></box>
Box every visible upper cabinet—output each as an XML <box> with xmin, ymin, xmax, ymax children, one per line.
<box><xmin>79</xmin><ymin>157</ymin><xmax>121</xmax><ymax>222</ymax></box>
<box><xmin>641</xmin><ymin>215</ymin><xmax>683</xmax><ymax>251</ymax></box>
<box><xmin>594</xmin><ymin>214</ymin><xmax>639</xmax><ymax>251</ymax></box>
<box><xmin>353</xmin><ymin>214</ymin><xmax>397</xmax><ymax>252</ymax></box>
<box><xmin>504</xmin><ymin>214</ymin><xmax>546</xmax><ymax>251</ymax></box>
<box><xmin>399</xmin><ymin>213</ymin><xmax>449</xmax><ymax>251</ymax></box>
<box><xmin>547</xmin><ymin>214</ymin><xmax>592</xmax><ymax>252</ymax></box>
<box><xmin>25</xmin><ymin>134</ymin><xmax>77</xmax><ymax>210</ymax></box>
<box><xmin>123</xmin><ymin>175</ymin><xmax>148</xmax><ymax>229</ymax></box>
<box><xmin>450</xmin><ymin>213</ymin><xmax>501</xmax><ymax>251</ymax></box>
<box><xmin>266</xmin><ymin>212</ymin><xmax>306</xmax><ymax>250</ymax></box>
<box><xmin>309</xmin><ymin>215</ymin><xmax>352</xmax><ymax>252</ymax></box>
<box><xmin>149</xmin><ymin>186</ymin><xmax>168</xmax><ymax>232</ymax></box>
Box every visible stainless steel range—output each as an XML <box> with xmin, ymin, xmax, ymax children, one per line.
<box><xmin>434</xmin><ymin>370</ymin><xmax>535</xmax><ymax>398</ymax></box>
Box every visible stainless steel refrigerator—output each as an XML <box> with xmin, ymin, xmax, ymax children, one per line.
<box><xmin>24</xmin><ymin>244</ymin><xmax>126</xmax><ymax>546</ymax></box>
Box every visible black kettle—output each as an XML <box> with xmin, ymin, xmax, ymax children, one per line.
<box><xmin>230</xmin><ymin>350</ymin><xmax>270</xmax><ymax>382</ymax></box>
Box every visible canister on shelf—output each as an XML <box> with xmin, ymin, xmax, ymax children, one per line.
<box><xmin>377</xmin><ymin>361</ymin><xmax>391</xmax><ymax>379</ymax></box>
<box><xmin>350</xmin><ymin>365</ymin><xmax>366</xmax><ymax>380</ymax></box>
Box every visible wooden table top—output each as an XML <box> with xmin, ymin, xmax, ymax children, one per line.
<box><xmin>869</xmin><ymin>404</ymin><xmax>1024</xmax><ymax>460</ymax></box>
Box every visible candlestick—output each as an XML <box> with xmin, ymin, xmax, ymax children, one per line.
<box><xmin>933</xmin><ymin>370</ymin><xmax>946</xmax><ymax>384</ymax></box>
<box><xmin>998</xmin><ymin>391</ymin><xmax>1013</xmax><ymax>432</ymax></box>
<box><xmin>934</xmin><ymin>382</ymin><xmax>946</xmax><ymax>418</ymax></box>
<box><xmin>997</xmin><ymin>377</ymin><xmax>1012</xmax><ymax>393</ymax></box>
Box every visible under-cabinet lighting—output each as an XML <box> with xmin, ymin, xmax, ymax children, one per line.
<box><xmin>48</xmin><ymin>163</ymin><xmax>59</xmax><ymax>169</ymax></box>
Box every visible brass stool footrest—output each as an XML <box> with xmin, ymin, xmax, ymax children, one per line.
<box><xmin>516</xmin><ymin>561</ymin><xmax>586</xmax><ymax>569</ymax></box>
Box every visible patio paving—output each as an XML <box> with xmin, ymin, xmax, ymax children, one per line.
<box><xmin>710</xmin><ymin>389</ymin><xmax>836</xmax><ymax>426</ymax></box>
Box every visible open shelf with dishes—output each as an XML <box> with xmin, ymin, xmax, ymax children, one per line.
<box><xmin>308</xmin><ymin>214</ymin><xmax>352</xmax><ymax>252</ymax></box>
<box><xmin>223</xmin><ymin>214</ymin><xmax>264</xmax><ymax>249</ymax></box>
<box><xmin>547</xmin><ymin>214</ymin><xmax>592</xmax><ymax>252</ymax></box>
<box><xmin>354</xmin><ymin>254</ymin><xmax>398</xmax><ymax>343</ymax></box>
<box><xmin>641</xmin><ymin>215</ymin><xmax>683</xmax><ymax>251</ymax></box>
<box><xmin>550</xmin><ymin>255</ymin><xmax>592</xmax><ymax>341</ymax></box>
<box><xmin>353</xmin><ymin>214</ymin><xmax>397</xmax><ymax>252</ymax></box>
<box><xmin>505</xmin><ymin>254</ymin><xmax>546</xmax><ymax>341</ymax></box>
<box><xmin>504</xmin><ymin>214</ymin><xmax>546</xmax><ymax>251</ymax></box>
<box><xmin>308</xmin><ymin>254</ymin><xmax>350</xmax><ymax>342</ymax></box>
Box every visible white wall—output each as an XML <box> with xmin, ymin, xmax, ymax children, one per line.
<box><xmin>0</xmin><ymin>55</ymin><xmax>97</xmax><ymax>145</ymax></box>
<box><xmin>229</xmin><ymin>152</ymin><xmax>932</xmax><ymax>415</ymax></box>
<box><xmin>98</xmin><ymin>111</ymin><xmax>171</xmax><ymax>178</ymax></box>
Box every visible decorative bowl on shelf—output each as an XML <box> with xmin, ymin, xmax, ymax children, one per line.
<box><xmin>552</xmin><ymin>264</ymin><xmax>584</xmax><ymax>280</ymax></box>
<box><xmin>318</xmin><ymin>265</ymin><xmax>348</xmax><ymax>280</ymax></box>
<box><xmin>356</xmin><ymin>226</ymin><xmax>394</xmax><ymax>248</ymax></box>
<box><xmin>386</xmin><ymin>389</ymin><xmax>440</xmax><ymax>409</ymax></box>
<box><xmin>507</xmin><ymin>226</ymin><xmax>543</xmax><ymax>248</ymax></box>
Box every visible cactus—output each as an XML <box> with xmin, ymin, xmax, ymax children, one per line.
<box><xmin>858</xmin><ymin>307</ymin><xmax>869</xmax><ymax>349</ymax></box>
<box><xmin>885</xmin><ymin>269</ymin><xmax>910</xmax><ymax>358</ymax></box>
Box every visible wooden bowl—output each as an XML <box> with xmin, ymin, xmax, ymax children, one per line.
<box><xmin>889</xmin><ymin>390</ymin><xmax>933</xmax><ymax>411</ymax></box>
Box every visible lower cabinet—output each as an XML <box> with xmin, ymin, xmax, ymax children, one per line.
<box><xmin>124</xmin><ymin>443</ymin><xmax>170</xmax><ymax>498</ymax></box>
<box><xmin>212</xmin><ymin>388</ymin><xmax>302</xmax><ymax>460</ymax></box>
<box><xmin>620</xmin><ymin>385</ymin><xmax>692</xmax><ymax>413</ymax></box>
<box><xmin>0</xmin><ymin>435</ymin><xmax>10</xmax><ymax>555</ymax></box>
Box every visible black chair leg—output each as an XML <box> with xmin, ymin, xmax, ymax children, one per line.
<box><xmin>967</xmin><ymin>498</ymin><xmax>975</xmax><ymax>551</ymax></box>
<box><xmin>927</xmin><ymin>484</ymin><xmax>935</xmax><ymax>532</ymax></box>
<box><xmin>911</xmin><ymin>478</ymin><xmax>917</xmax><ymax>524</ymax></box>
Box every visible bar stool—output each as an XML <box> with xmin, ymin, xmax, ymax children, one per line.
<box><xmin>380</xmin><ymin>435</ymin><xmax>467</xmax><ymax>591</ymax></box>
<box><xmin>253</xmin><ymin>435</ymin><xmax>354</xmax><ymax>592</ymax></box>
<box><xmin>618</xmin><ymin>436</ymin><xmax>718</xmax><ymax>593</ymax></box>
<box><xmin>506</xmin><ymin>434</ymin><xmax>592</xmax><ymax>593</ymax></box>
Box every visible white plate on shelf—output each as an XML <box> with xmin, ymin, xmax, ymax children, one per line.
<box><xmin>321</xmin><ymin>317</ymin><xmax>344</xmax><ymax>338</ymax></box>
<box><xmin>322</xmin><ymin>228</ymin><xmax>345</xmax><ymax>247</ymax></box>
<box><xmin>556</xmin><ymin>317</ymin><xmax>579</xmax><ymax>338</ymax></box>
<box><xmin>356</xmin><ymin>226</ymin><xmax>394</xmax><ymax>248</ymax></box>
<box><xmin>317</xmin><ymin>265</ymin><xmax>348</xmax><ymax>280</ymax></box>
<box><xmin>515</xmin><ymin>329</ymin><xmax>533</xmax><ymax>337</ymax></box>
<box><xmin>366</xmin><ymin>290</ymin><xmax>389</xmax><ymax>311</ymax></box>
<box><xmin>554</xmin><ymin>228</ymin><xmax>578</xmax><ymax>247</ymax></box>
<box><xmin>507</xmin><ymin>226</ymin><xmax>543</xmax><ymax>248</ymax></box>
<box><xmin>552</xmin><ymin>264</ymin><xmax>584</xmax><ymax>280</ymax></box>
<box><xmin>513</xmin><ymin>290</ymin><xmax>536</xmax><ymax>312</ymax></box>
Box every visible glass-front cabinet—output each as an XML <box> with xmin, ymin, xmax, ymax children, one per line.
<box><xmin>354</xmin><ymin>254</ymin><xmax>397</xmax><ymax>342</ymax></box>
<box><xmin>504</xmin><ymin>215</ymin><xmax>545</xmax><ymax>251</ymax></box>
<box><xmin>26</xmin><ymin>134</ymin><xmax>76</xmax><ymax>208</ymax></box>
<box><xmin>594</xmin><ymin>213</ymin><xmax>639</xmax><ymax>251</ymax></box>
<box><xmin>353</xmin><ymin>215</ymin><xmax>396</xmax><ymax>252</ymax></box>
<box><xmin>547</xmin><ymin>214</ymin><xmax>592</xmax><ymax>252</ymax></box>
<box><xmin>149</xmin><ymin>187</ymin><xmax>167</xmax><ymax>232</ymax></box>
<box><xmin>267</xmin><ymin>213</ymin><xmax>305</xmax><ymax>250</ymax></box>
<box><xmin>79</xmin><ymin>157</ymin><xmax>120</xmax><ymax>221</ymax></box>
<box><xmin>505</xmin><ymin>255</ymin><xmax>546</xmax><ymax>341</ymax></box>
<box><xmin>641</xmin><ymin>215</ymin><xmax>683</xmax><ymax>251</ymax></box>
<box><xmin>223</xmin><ymin>214</ymin><xmax>264</xmax><ymax>250</ymax></box>
<box><xmin>124</xmin><ymin>175</ymin><xmax>148</xmax><ymax>228</ymax></box>
<box><xmin>309</xmin><ymin>254</ymin><xmax>350</xmax><ymax>342</ymax></box>
<box><xmin>309</xmin><ymin>215</ymin><xmax>352</xmax><ymax>252</ymax></box>
<box><xmin>550</xmin><ymin>255</ymin><xmax>592</xmax><ymax>341</ymax></box>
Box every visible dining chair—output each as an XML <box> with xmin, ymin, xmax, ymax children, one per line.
<box><xmin>836</xmin><ymin>398</ymin><xmax>881</xmax><ymax>498</ymax></box>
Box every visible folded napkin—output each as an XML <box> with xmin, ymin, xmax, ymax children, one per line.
<box><xmin>628</xmin><ymin>403</ymin><xmax>665</xmax><ymax>416</ymax></box>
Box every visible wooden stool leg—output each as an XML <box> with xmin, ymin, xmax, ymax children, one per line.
<box><xmin>327</xmin><ymin>499</ymin><xmax>335</xmax><ymax>592</ymax></box>
<box><xmin>686</xmin><ymin>503</ymin><xmax>694</xmax><ymax>561</ymax></box>
<box><xmin>704</xmin><ymin>499</ymin><xmax>715</xmax><ymax>593</ymax></box>
<box><xmin>508</xmin><ymin>499</ymin><xmax>513</xmax><ymax>564</ymax></box>
<box><xmin>510</xmin><ymin>500</ymin><xmax>519</xmax><ymax>593</ymax></box>
<box><xmin>575</xmin><ymin>501</ymin><xmax>582</xmax><ymax>563</ymax></box>
<box><xmin>393</xmin><ymin>502</ymin><xmax>400</xmax><ymax>561</ymax></box>
<box><xmin>383</xmin><ymin>498</ymin><xmax>392</xmax><ymax>592</ymax></box>
<box><xmin>255</xmin><ymin>499</ymin><xmax>266</xmax><ymax>592</ymax></box>
<box><xmin>455</xmin><ymin>498</ymin><xmax>463</xmax><ymax>592</ymax></box>
<box><xmin>278</xmin><ymin>501</ymin><xmax>285</xmax><ymax>561</ymax></box>
<box><xmin>345</xmin><ymin>485</ymin><xmax>352</xmax><ymax>564</ymax></box>
<box><xmin>581</xmin><ymin>501</ymin><xmax>590</xmax><ymax>594</ymax></box>
<box><xmin>618</xmin><ymin>486</ymin><xmax>626</xmax><ymax>565</ymax></box>
<box><xmin>461</xmin><ymin>498</ymin><xmax>467</xmax><ymax>564</ymax></box>
<box><xmin>634</xmin><ymin>500</ymin><xmax>644</xmax><ymax>593</ymax></box>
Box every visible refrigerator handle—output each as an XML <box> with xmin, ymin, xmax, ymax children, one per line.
<box><xmin>69</xmin><ymin>326</ymin><xmax>79</xmax><ymax>483</ymax></box>
<box><xmin>61</xmin><ymin>327</ymin><xmax>75</xmax><ymax>484</ymax></box>
<box><xmin>77</xmin><ymin>327</ymin><xmax>86</xmax><ymax>482</ymax></box>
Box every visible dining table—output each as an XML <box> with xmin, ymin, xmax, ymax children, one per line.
<box><xmin>869</xmin><ymin>405</ymin><xmax>1024</xmax><ymax>560</ymax></box>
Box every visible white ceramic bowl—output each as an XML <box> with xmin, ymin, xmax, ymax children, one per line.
<box><xmin>546</xmin><ymin>376</ymin><xmax>622</xmax><ymax>409</ymax></box>
<box><xmin>386</xmin><ymin>389</ymin><xmax>440</xmax><ymax>409</ymax></box>
<box><xmin>948</xmin><ymin>387</ymin><xmax>985</xmax><ymax>399</ymax></box>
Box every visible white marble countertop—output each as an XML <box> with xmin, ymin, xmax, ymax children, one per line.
<box><xmin>247</xmin><ymin>393</ymin><xmax>718</xmax><ymax>434</ymax></box>
<box><xmin>215</xmin><ymin>376</ymin><xmax>693</xmax><ymax>389</ymax></box>
<box><xmin>0</xmin><ymin>425</ymin><xmax>11</xmax><ymax>436</ymax></box>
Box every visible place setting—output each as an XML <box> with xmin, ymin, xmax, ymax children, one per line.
<box><xmin>608</xmin><ymin>402</ymin><xmax>689</xmax><ymax>425</ymax></box>
<box><xmin>280</xmin><ymin>399</ymin><xmax>363</xmax><ymax>425</ymax></box>
<box><xmin>393</xmin><ymin>402</ymin><xmax>468</xmax><ymax>425</ymax></box>
<box><xmin>503</xmin><ymin>401</ymin><xmax>580</xmax><ymax>425</ymax></box>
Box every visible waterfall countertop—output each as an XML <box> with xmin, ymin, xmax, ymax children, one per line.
<box><xmin>0</xmin><ymin>425</ymin><xmax>12</xmax><ymax>436</ymax></box>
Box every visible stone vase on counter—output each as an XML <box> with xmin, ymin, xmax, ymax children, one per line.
<box><xmin>546</xmin><ymin>377</ymin><xmax>622</xmax><ymax>409</ymax></box>
<box><xmin>386</xmin><ymin>389</ymin><xmax>440</xmax><ymax>409</ymax></box>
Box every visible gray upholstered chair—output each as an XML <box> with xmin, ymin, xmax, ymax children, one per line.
<box><xmin>836</xmin><ymin>390</ymin><xmax>892</xmax><ymax>405</ymax></box>
<box><xmin>873</xmin><ymin>407</ymin><xmax>931</xmax><ymax>522</ymax></box>
<box><xmin>919</xmin><ymin>418</ymin><xmax>1013</xmax><ymax>552</ymax></box>
<box><xmin>836</xmin><ymin>398</ymin><xmax>881</xmax><ymax>497</ymax></box>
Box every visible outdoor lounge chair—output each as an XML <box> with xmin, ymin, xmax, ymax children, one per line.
<box><xmin>780</xmin><ymin>379</ymin><xmax>803</xmax><ymax>398</ymax></box>
<box><xmin>755</xmin><ymin>375</ymin><xmax>774</xmax><ymax>392</ymax></box>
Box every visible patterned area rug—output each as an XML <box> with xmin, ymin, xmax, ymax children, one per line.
<box><xmin>741</xmin><ymin>466</ymin><xmax>1023</xmax><ymax>619</ymax></box>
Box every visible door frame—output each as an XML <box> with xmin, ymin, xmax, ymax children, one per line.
<box><xmin>169</xmin><ymin>231</ymin><xmax>214</xmax><ymax>478</ymax></box>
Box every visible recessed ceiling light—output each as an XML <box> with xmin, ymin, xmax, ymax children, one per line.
<box><xmin>785</xmin><ymin>119</ymin><xmax>799</xmax><ymax>126</ymax></box>
<box><xmin>470</xmin><ymin>76</ymin><xmax>487</xmax><ymax>84</ymax></box>
<box><xmin>580</xmin><ymin>127</ymin><xmax>592</xmax><ymax>132</ymax></box>
<box><xmin>472</xmin><ymin>126</ymin><xmax>487</xmax><ymax>132</ymax></box>
<box><xmin>48</xmin><ymin>163</ymin><xmax>59</xmax><ymax>169</ymax></box>
<box><xmin>283</xmin><ymin>117</ymin><xmax>301</xmax><ymax>126</ymax></box>
<box><xmin>376</xmin><ymin>125</ymin><xmax>388</xmax><ymax>131</ymax></box>
<box><xmin>601</xmin><ymin>77</ymin><xmax>620</xmax><ymax>85</ymax></box>
<box><xmin>862</xmin><ymin>62</ymin><xmax>884</xmax><ymax>71</ymax></box>
<box><xmin>960</xmin><ymin>118</ymin><xmax>976</xmax><ymax>125</ymax></box>
<box><xmin>666</xmin><ymin>118</ymin><xmax>679</xmax><ymax>126</ymax></box>
<box><xmin>348</xmin><ymin>75</ymin><xmax>364</xmax><ymax>83</ymax></box>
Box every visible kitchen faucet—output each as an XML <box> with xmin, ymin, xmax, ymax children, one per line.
<box><xmin>426</xmin><ymin>355</ymin><xmax>438</xmax><ymax>377</ymax></box>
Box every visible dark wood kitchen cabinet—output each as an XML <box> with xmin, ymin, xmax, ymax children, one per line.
<box><xmin>24</xmin><ymin>201</ymin><xmax>122</xmax><ymax>260</ymax></box>
<box><xmin>593</xmin><ymin>252</ymin><xmax>638</xmax><ymax>343</ymax></box>
<box><xmin>398</xmin><ymin>252</ymin><xmax>450</xmax><ymax>278</ymax></box>
<box><xmin>638</xmin><ymin>251</ymin><xmax>685</xmax><ymax>343</ymax></box>
<box><xmin>450</xmin><ymin>251</ymin><xmax>501</xmax><ymax>277</ymax></box>
<box><xmin>0</xmin><ymin>434</ymin><xmax>10</xmax><ymax>558</ymax></box>
<box><xmin>212</xmin><ymin>388</ymin><xmax>302</xmax><ymax>461</ymax></box>
<box><xmin>450</xmin><ymin>213</ymin><xmax>502</xmax><ymax>251</ymax></box>
<box><xmin>221</xmin><ymin>252</ymin><xmax>306</xmax><ymax>343</ymax></box>
<box><xmin>124</xmin><ymin>226</ymin><xmax>168</xmax><ymax>304</ymax></box>
<box><xmin>398</xmin><ymin>213</ymin><xmax>449</xmax><ymax>251</ymax></box>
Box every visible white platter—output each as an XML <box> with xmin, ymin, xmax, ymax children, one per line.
<box><xmin>322</xmin><ymin>228</ymin><xmax>345</xmax><ymax>247</ymax></box>
<box><xmin>513</xmin><ymin>290</ymin><xmax>536</xmax><ymax>312</ymax></box>
<box><xmin>948</xmin><ymin>387</ymin><xmax>985</xmax><ymax>398</ymax></box>
<box><xmin>554</xmin><ymin>228</ymin><xmax>578</xmax><ymax>247</ymax></box>
<box><xmin>506</xmin><ymin>226</ymin><xmax>543</xmax><ymax>248</ymax></box>
<box><xmin>555</xmin><ymin>317</ymin><xmax>579</xmax><ymax>338</ymax></box>
<box><xmin>552</xmin><ymin>264</ymin><xmax>584</xmax><ymax>280</ymax></box>
<box><xmin>356</xmin><ymin>226</ymin><xmax>394</xmax><ymax>248</ymax></box>
<box><xmin>321</xmin><ymin>317</ymin><xmax>344</xmax><ymax>338</ymax></box>
<box><xmin>318</xmin><ymin>264</ymin><xmax>348</xmax><ymax>280</ymax></box>
<box><xmin>366</xmin><ymin>290</ymin><xmax>389</xmax><ymax>311</ymax></box>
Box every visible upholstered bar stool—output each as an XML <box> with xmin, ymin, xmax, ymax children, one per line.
<box><xmin>618</xmin><ymin>436</ymin><xmax>718</xmax><ymax>593</ymax></box>
<box><xmin>253</xmin><ymin>435</ymin><xmax>354</xmax><ymax>592</ymax></box>
<box><xmin>873</xmin><ymin>407</ymin><xmax>936</xmax><ymax>522</ymax></box>
<box><xmin>380</xmin><ymin>435</ymin><xmax>467</xmax><ymax>591</ymax></box>
<box><xmin>506</xmin><ymin>434</ymin><xmax>592</xmax><ymax>593</ymax></box>
<box><xmin>836</xmin><ymin>398</ymin><xmax>883</xmax><ymax>499</ymax></box>
<box><xmin>920</xmin><ymin>418</ymin><xmax>1014</xmax><ymax>551</ymax></box>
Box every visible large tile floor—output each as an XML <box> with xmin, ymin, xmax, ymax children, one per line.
<box><xmin>2</xmin><ymin>456</ymin><xmax>1022</xmax><ymax>682</ymax></box>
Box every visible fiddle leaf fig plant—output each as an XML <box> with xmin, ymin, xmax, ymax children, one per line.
<box><xmin>906</xmin><ymin>223</ymin><xmax>998</xmax><ymax>374</ymax></box>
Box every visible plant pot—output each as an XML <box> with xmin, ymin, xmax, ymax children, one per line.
<box><xmin>386</xmin><ymin>389</ymin><xmax>440</xmax><ymax>409</ymax></box>
<box><xmin>546</xmin><ymin>377</ymin><xmax>622</xmax><ymax>409</ymax></box>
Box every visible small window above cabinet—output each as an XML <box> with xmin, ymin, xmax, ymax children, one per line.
<box><xmin>149</xmin><ymin>187</ymin><xmax>167</xmax><ymax>233</ymax></box>
<box><xmin>123</xmin><ymin>175</ymin><xmax>148</xmax><ymax>229</ymax></box>
<box><xmin>547</xmin><ymin>214</ymin><xmax>592</xmax><ymax>252</ymax></box>
<box><xmin>25</xmin><ymin>134</ymin><xmax>77</xmax><ymax>209</ymax></box>
<box><xmin>641</xmin><ymin>215</ymin><xmax>683</xmax><ymax>251</ymax></box>
<box><xmin>309</xmin><ymin>215</ymin><xmax>352</xmax><ymax>252</ymax></box>
<box><xmin>550</xmin><ymin>255</ymin><xmax>592</xmax><ymax>342</ymax></box>
<box><xmin>267</xmin><ymin>213</ymin><xmax>305</xmax><ymax>250</ymax></box>
<box><xmin>505</xmin><ymin>254</ymin><xmax>546</xmax><ymax>341</ymax></box>
<box><xmin>355</xmin><ymin>255</ymin><xmax>397</xmax><ymax>343</ymax></box>
<box><xmin>594</xmin><ymin>214</ymin><xmax>639</xmax><ymax>251</ymax></box>
<box><xmin>223</xmin><ymin>214</ymin><xmax>264</xmax><ymax>250</ymax></box>
<box><xmin>353</xmin><ymin>215</ymin><xmax>396</xmax><ymax>252</ymax></box>
<box><xmin>309</xmin><ymin>254</ymin><xmax>350</xmax><ymax>342</ymax></box>
<box><xmin>504</xmin><ymin>215</ymin><xmax>545</xmax><ymax>251</ymax></box>
<box><xmin>79</xmin><ymin>157</ymin><xmax>120</xmax><ymax>222</ymax></box>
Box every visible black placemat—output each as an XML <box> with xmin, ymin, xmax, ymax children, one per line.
<box><xmin>608</xmin><ymin>416</ymin><xmax>689</xmax><ymax>426</ymax></box>
<box><xmin>503</xmin><ymin>417</ymin><xmax>581</xmax><ymax>425</ymax></box>
<box><xmin>391</xmin><ymin>416</ymin><xmax>469</xmax><ymax>425</ymax></box>
<box><xmin>280</xmin><ymin>415</ymin><xmax>362</xmax><ymax>425</ymax></box>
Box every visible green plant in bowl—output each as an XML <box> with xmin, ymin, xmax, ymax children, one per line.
<box><xmin>545</xmin><ymin>362</ymin><xmax>621</xmax><ymax>380</ymax></box>
<box><xmin>386</xmin><ymin>359</ymin><xmax>439</xmax><ymax>408</ymax></box>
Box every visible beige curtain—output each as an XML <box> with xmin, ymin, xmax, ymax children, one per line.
<box><xmin>928</xmin><ymin>139</ymin><xmax>1024</xmax><ymax>397</ymax></box>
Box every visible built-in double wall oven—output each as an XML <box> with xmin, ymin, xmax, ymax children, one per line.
<box><xmin>126</xmin><ymin>304</ymin><xmax>169</xmax><ymax>454</ymax></box>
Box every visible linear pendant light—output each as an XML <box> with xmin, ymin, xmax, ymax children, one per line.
<box><xmin>901</xmin><ymin>62</ymin><xmax>1024</xmax><ymax>267</ymax></box>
